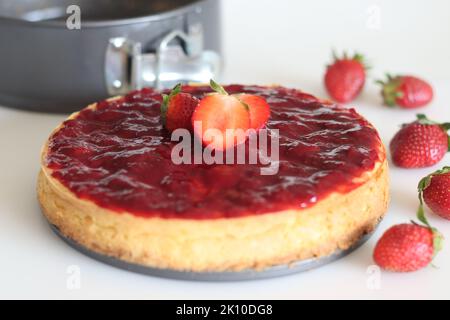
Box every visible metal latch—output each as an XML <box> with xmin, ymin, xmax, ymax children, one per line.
<box><xmin>105</xmin><ymin>26</ymin><xmax>221</xmax><ymax>95</ymax></box>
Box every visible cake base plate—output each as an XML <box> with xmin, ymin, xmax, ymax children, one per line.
<box><xmin>49</xmin><ymin>223</ymin><xmax>374</xmax><ymax>282</ymax></box>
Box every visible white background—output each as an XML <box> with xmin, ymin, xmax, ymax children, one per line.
<box><xmin>1</xmin><ymin>0</ymin><xmax>450</xmax><ymax>299</ymax></box>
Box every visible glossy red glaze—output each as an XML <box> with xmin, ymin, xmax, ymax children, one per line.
<box><xmin>46</xmin><ymin>85</ymin><xmax>382</xmax><ymax>219</ymax></box>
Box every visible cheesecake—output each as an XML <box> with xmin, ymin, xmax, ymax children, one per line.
<box><xmin>38</xmin><ymin>85</ymin><xmax>389</xmax><ymax>272</ymax></box>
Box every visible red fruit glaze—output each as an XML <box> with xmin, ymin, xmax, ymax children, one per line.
<box><xmin>390</xmin><ymin>123</ymin><xmax>448</xmax><ymax>168</ymax></box>
<box><xmin>374</xmin><ymin>224</ymin><xmax>434</xmax><ymax>272</ymax></box>
<box><xmin>423</xmin><ymin>172</ymin><xmax>450</xmax><ymax>220</ymax></box>
<box><xmin>46</xmin><ymin>85</ymin><xmax>382</xmax><ymax>219</ymax></box>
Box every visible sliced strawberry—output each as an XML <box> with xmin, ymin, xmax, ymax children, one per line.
<box><xmin>192</xmin><ymin>80</ymin><xmax>250</xmax><ymax>151</ymax></box>
<box><xmin>161</xmin><ymin>84</ymin><xmax>199</xmax><ymax>132</ymax></box>
<box><xmin>238</xmin><ymin>94</ymin><xmax>271</xmax><ymax>129</ymax></box>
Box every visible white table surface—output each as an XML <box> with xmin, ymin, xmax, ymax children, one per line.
<box><xmin>1</xmin><ymin>0</ymin><xmax>450</xmax><ymax>299</ymax></box>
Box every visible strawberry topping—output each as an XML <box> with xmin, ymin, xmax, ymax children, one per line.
<box><xmin>161</xmin><ymin>84</ymin><xmax>199</xmax><ymax>132</ymax></box>
<box><xmin>192</xmin><ymin>80</ymin><xmax>270</xmax><ymax>151</ymax></box>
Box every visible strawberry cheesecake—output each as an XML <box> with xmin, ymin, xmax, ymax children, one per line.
<box><xmin>38</xmin><ymin>84</ymin><xmax>389</xmax><ymax>272</ymax></box>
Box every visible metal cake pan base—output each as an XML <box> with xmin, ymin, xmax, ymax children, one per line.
<box><xmin>49</xmin><ymin>223</ymin><xmax>374</xmax><ymax>282</ymax></box>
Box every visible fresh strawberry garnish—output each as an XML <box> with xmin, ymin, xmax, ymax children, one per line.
<box><xmin>390</xmin><ymin>114</ymin><xmax>450</xmax><ymax>168</ymax></box>
<box><xmin>192</xmin><ymin>80</ymin><xmax>270</xmax><ymax>151</ymax></box>
<box><xmin>377</xmin><ymin>74</ymin><xmax>433</xmax><ymax>108</ymax></box>
<box><xmin>161</xmin><ymin>84</ymin><xmax>199</xmax><ymax>133</ymax></box>
<box><xmin>238</xmin><ymin>94</ymin><xmax>271</xmax><ymax>130</ymax></box>
<box><xmin>192</xmin><ymin>80</ymin><xmax>251</xmax><ymax>151</ymax></box>
<box><xmin>324</xmin><ymin>51</ymin><xmax>367</xmax><ymax>103</ymax></box>
<box><xmin>418</xmin><ymin>167</ymin><xmax>450</xmax><ymax>220</ymax></box>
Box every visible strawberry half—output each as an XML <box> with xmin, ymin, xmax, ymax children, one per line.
<box><xmin>418</xmin><ymin>166</ymin><xmax>450</xmax><ymax>220</ymax></box>
<box><xmin>238</xmin><ymin>94</ymin><xmax>271</xmax><ymax>130</ymax></box>
<box><xmin>377</xmin><ymin>74</ymin><xmax>433</xmax><ymax>109</ymax></box>
<box><xmin>324</xmin><ymin>51</ymin><xmax>368</xmax><ymax>103</ymax></box>
<box><xmin>192</xmin><ymin>80</ymin><xmax>270</xmax><ymax>151</ymax></box>
<box><xmin>161</xmin><ymin>84</ymin><xmax>199</xmax><ymax>133</ymax></box>
<box><xmin>390</xmin><ymin>114</ymin><xmax>450</xmax><ymax>168</ymax></box>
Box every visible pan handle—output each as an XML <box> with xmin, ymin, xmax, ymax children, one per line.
<box><xmin>105</xmin><ymin>26</ymin><xmax>221</xmax><ymax>95</ymax></box>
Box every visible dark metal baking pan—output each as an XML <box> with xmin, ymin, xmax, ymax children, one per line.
<box><xmin>0</xmin><ymin>0</ymin><xmax>221</xmax><ymax>112</ymax></box>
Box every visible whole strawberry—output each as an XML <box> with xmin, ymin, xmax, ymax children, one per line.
<box><xmin>418</xmin><ymin>167</ymin><xmax>450</xmax><ymax>220</ymax></box>
<box><xmin>161</xmin><ymin>84</ymin><xmax>199</xmax><ymax>133</ymax></box>
<box><xmin>377</xmin><ymin>74</ymin><xmax>433</xmax><ymax>109</ymax></box>
<box><xmin>390</xmin><ymin>114</ymin><xmax>450</xmax><ymax>168</ymax></box>
<box><xmin>373</xmin><ymin>223</ymin><xmax>442</xmax><ymax>272</ymax></box>
<box><xmin>324</xmin><ymin>51</ymin><xmax>367</xmax><ymax>103</ymax></box>
<box><xmin>374</xmin><ymin>205</ymin><xmax>443</xmax><ymax>273</ymax></box>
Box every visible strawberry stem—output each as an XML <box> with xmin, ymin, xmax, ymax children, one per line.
<box><xmin>331</xmin><ymin>50</ymin><xmax>370</xmax><ymax>70</ymax></box>
<box><xmin>332</xmin><ymin>48</ymin><xmax>339</xmax><ymax>61</ymax></box>
<box><xmin>416</xmin><ymin>114</ymin><xmax>437</xmax><ymax>125</ymax></box>
<box><xmin>376</xmin><ymin>74</ymin><xmax>402</xmax><ymax>107</ymax></box>
<box><xmin>210</xmin><ymin>79</ymin><xmax>228</xmax><ymax>95</ymax></box>
<box><xmin>209</xmin><ymin>79</ymin><xmax>250</xmax><ymax>111</ymax></box>
<box><xmin>433</xmin><ymin>232</ymin><xmax>444</xmax><ymax>258</ymax></box>
<box><xmin>353</xmin><ymin>52</ymin><xmax>371</xmax><ymax>70</ymax></box>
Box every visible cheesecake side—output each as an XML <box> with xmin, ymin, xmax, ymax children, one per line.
<box><xmin>38</xmin><ymin>156</ymin><xmax>388</xmax><ymax>272</ymax></box>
